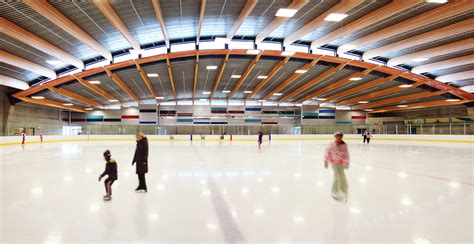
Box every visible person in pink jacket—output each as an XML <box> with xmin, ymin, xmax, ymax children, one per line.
<box><xmin>324</xmin><ymin>131</ymin><xmax>350</xmax><ymax>202</ymax></box>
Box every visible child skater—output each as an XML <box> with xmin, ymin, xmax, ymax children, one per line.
<box><xmin>21</xmin><ymin>130</ymin><xmax>26</xmax><ymax>145</ymax></box>
<box><xmin>324</xmin><ymin>131</ymin><xmax>350</xmax><ymax>202</ymax></box>
<box><xmin>98</xmin><ymin>150</ymin><xmax>118</xmax><ymax>201</ymax></box>
<box><xmin>365</xmin><ymin>131</ymin><xmax>372</xmax><ymax>144</ymax></box>
<box><xmin>258</xmin><ymin>131</ymin><xmax>263</xmax><ymax>152</ymax></box>
<box><xmin>40</xmin><ymin>132</ymin><xmax>43</xmax><ymax>143</ymax></box>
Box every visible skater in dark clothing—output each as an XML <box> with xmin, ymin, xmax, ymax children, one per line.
<box><xmin>366</xmin><ymin>132</ymin><xmax>372</xmax><ymax>144</ymax></box>
<box><xmin>258</xmin><ymin>131</ymin><xmax>263</xmax><ymax>152</ymax></box>
<box><xmin>362</xmin><ymin>129</ymin><xmax>368</xmax><ymax>143</ymax></box>
<box><xmin>98</xmin><ymin>150</ymin><xmax>118</xmax><ymax>201</ymax></box>
<box><xmin>133</xmin><ymin>132</ymin><xmax>149</xmax><ymax>192</ymax></box>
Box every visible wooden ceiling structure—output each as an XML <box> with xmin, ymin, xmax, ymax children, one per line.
<box><xmin>0</xmin><ymin>0</ymin><xmax>473</xmax><ymax>114</ymax></box>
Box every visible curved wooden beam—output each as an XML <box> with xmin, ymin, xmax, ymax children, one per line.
<box><xmin>93</xmin><ymin>0</ymin><xmax>140</xmax><ymax>50</ymax></box>
<box><xmin>388</xmin><ymin>38</ymin><xmax>474</xmax><ymax>67</ymax></box>
<box><xmin>12</xmin><ymin>49</ymin><xmax>474</xmax><ymax>103</ymax></box>
<box><xmin>336</xmin><ymin>82</ymin><xmax>423</xmax><ymax>106</ymax></box>
<box><xmin>436</xmin><ymin>70</ymin><xmax>474</xmax><ymax>83</ymax></box>
<box><xmin>255</xmin><ymin>0</ymin><xmax>309</xmax><ymax>44</ymax></box>
<box><xmin>370</xmin><ymin>100</ymin><xmax>468</xmax><ymax>113</ymax></box>
<box><xmin>135</xmin><ymin>62</ymin><xmax>157</xmax><ymax>97</ymax></box>
<box><xmin>227</xmin><ymin>0</ymin><xmax>258</xmax><ymax>40</ymax></box>
<box><xmin>246</xmin><ymin>56</ymin><xmax>291</xmax><ymax>99</ymax></box>
<box><xmin>20</xmin><ymin>97</ymin><xmax>85</xmax><ymax>112</ymax></box>
<box><xmin>151</xmin><ymin>0</ymin><xmax>170</xmax><ymax>48</ymax></box>
<box><xmin>412</xmin><ymin>54</ymin><xmax>474</xmax><ymax>74</ymax></box>
<box><xmin>344</xmin><ymin>0</ymin><xmax>473</xmax><ymax>52</ymax></box>
<box><xmin>0</xmin><ymin>75</ymin><xmax>29</xmax><ymax>90</ymax></box>
<box><xmin>353</xmin><ymin>90</ymin><xmax>447</xmax><ymax>110</ymax></box>
<box><xmin>47</xmin><ymin>86</ymin><xmax>103</xmax><ymax>107</ymax></box>
<box><xmin>104</xmin><ymin>68</ymin><xmax>139</xmax><ymax>101</ymax></box>
<box><xmin>262</xmin><ymin>58</ymin><xmax>320</xmax><ymax>100</ymax></box>
<box><xmin>0</xmin><ymin>50</ymin><xmax>56</xmax><ymax>79</ymax></box>
<box><xmin>73</xmin><ymin>75</ymin><xmax>117</xmax><ymax>101</ymax></box>
<box><xmin>229</xmin><ymin>53</ymin><xmax>261</xmax><ymax>99</ymax></box>
<box><xmin>364</xmin><ymin>19</ymin><xmax>474</xmax><ymax>60</ymax></box>
<box><xmin>284</xmin><ymin>0</ymin><xmax>363</xmax><ymax>46</ymax></box>
<box><xmin>312</xmin><ymin>0</ymin><xmax>423</xmax><ymax>49</ymax></box>
<box><xmin>282</xmin><ymin>63</ymin><xmax>377</xmax><ymax>101</ymax></box>
<box><xmin>0</xmin><ymin>17</ymin><xmax>84</xmax><ymax>69</ymax></box>
<box><xmin>211</xmin><ymin>52</ymin><xmax>230</xmax><ymax>98</ymax></box>
<box><xmin>23</xmin><ymin>0</ymin><xmax>112</xmax><ymax>60</ymax></box>
<box><xmin>196</xmin><ymin>0</ymin><xmax>206</xmax><ymax>45</ymax></box>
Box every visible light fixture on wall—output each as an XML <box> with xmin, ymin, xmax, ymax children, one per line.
<box><xmin>275</xmin><ymin>8</ymin><xmax>298</xmax><ymax>17</ymax></box>
<box><xmin>324</xmin><ymin>13</ymin><xmax>348</xmax><ymax>22</ymax></box>
<box><xmin>88</xmin><ymin>80</ymin><xmax>101</xmax><ymax>84</ymax></box>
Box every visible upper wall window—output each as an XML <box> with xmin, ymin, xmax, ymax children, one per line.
<box><xmin>170</xmin><ymin>42</ymin><xmax>196</xmax><ymax>53</ymax></box>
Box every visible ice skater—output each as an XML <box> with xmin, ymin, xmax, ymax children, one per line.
<box><xmin>98</xmin><ymin>150</ymin><xmax>118</xmax><ymax>201</ymax></box>
<box><xmin>21</xmin><ymin>130</ymin><xmax>25</xmax><ymax>145</ymax></box>
<box><xmin>324</xmin><ymin>131</ymin><xmax>350</xmax><ymax>202</ymax></box>
<box><xmin>133</xmin><ymin>132</ymin><xmax>149</xmax><ymax>192</ymax></box>
<box><xmin>365</xmin><ymin>131</ymin><xmax>372</xmax><ymax>144</ymax></box>
<box><xmin>40</xmin><ymin>132</ymin><xmax>43</xmax><ymax>143</ymax></box>
<box><xmin>362</xmin><ymin>129</ymin><xmax>368</xmax><ymax>143</ymax></box>
<box><xmin>258</xmin><ymin>131</ymin><xmax>263</xmax><ymax>152</ymax></box>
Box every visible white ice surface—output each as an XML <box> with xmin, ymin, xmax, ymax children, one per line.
<box><xmin>1</xmin><ymin>139</ymin><xmax>473</xmax><ymax>243</ymax></box>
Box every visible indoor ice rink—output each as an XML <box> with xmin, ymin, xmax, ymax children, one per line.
<box><xmin>0</xmin><ymin>0</ymin><xmax>473</xmax><ymax>243</ymax></box>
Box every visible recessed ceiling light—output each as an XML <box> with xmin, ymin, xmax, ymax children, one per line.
<box><xmin>399</xmin><ymin>84</ymin><xmax>413</xmax><ymax>88</ymax></box>
<box><xmin>156</xmin><ymin>96</ymin><xmax>164</xmax><ymax>99</ymax></box>
<box><xmin>32</xmin><ymin>96</ymin><xmax>45</xmax><ymax>99</ymax></box>
<box><xmin>231</xmin><ymin>75</ymin><xmax>242</xmax><ymax>78</ymax></box>
<box><xmin>397</xmin><ymin>104</ymin><xmax>408</xmax><ymax>108</ymax></box>
<box><xmin>295</xmin><ymin>69</ymin><xmax>308</xmax><ymax>74</ymax></box>
<box><xmin>324</xmin><ymin>13</ymin><xmax>348</xmax><ymax>22</ymax></box>
<box><xmin>147</xmin><ymin>73</ymin><xmax>159</xmax><ymax>77</ymax></box>
<box><xmin>215</xmin><ymin>37</ymin><xmax>231</xmax><ymax>43</ymax></box>
<box><xmin>358</xmin><ymin>101</ymin><xmax>369</xmax><ymax>104</ymax></box>
<box><xmin>427</xmin><ymin>0</ymin><xmax>448</xmax><ymax>3</ymax></box>
<box><xmin>63</xmin><ymin>103</ymin><xmax>73</xmax><ymax>106</ymax></box>
<box><xmin>275</xmin><ymin>8</ymin><xmax>298</xmax><ymax>17</ymax></box>
<box><xmin>258</xmin><ymin>100</ymin><xmax>266</xmax><ymax>102</ymax></box>
<box><xmin>411</xmin><ymin>57</ymin><xmax>429</xmax><ymax>62</ymax></box>
<box><xmin>316</xmin><ymin>98</ymin><xmax>327</xmax><ymax>101</ymax></box>
<box><xmin>88</xmin><ymin>80</ymin><xmax>101</xmax><ymax>84</ymax></box>
<box><xmin>222</xmin><ymin>90</ymin><xmax>231</xmax><ymax>93</ymax></box>
<box><xmin>46</xmin><ymin>60</ymin><xmax>63</xmax><ymax>65</ymax></box>
<box><xmin>349</xmin><ymin>77</ymin><xmax>362</xmax><ymax>81</ymax></box>
<box><xmin>206</xmin><ymin>65</ymin><xmax>218</xmax><ymax>70</ymax></box>
<box><xmin>244</xmin><ymin>91</ymin><xmax>253</xmax><ymax>94</ymax></box>
<box><xmin>281</xmin><ymin>51</ymin><xmax>296</xmax><ymax>56</ymax></box>
<box><xmin>446</xmin><ymin>99</ymin><xmax>461</xmax><ymax>102</ymax></box>
<box><xmin>202</xmin><ymin>91</ymin><xmax>211</xmax><ymax>95</ymax></box>
<box><xmin>364</xmin><ymin>109</ymin><xmax>373</xmax><ymax>111</ymax></box>
<box><xmin>257</xmin><ymin>75</ymin><xmax>268</xmax><ymax>79</ymax></box>
<box><xmin>273</xmin><ymin>93</ymin><xmax>282</xmax><ymax>96</ymax></box>
<box><xmin>109</xmin><ymin>99</ymin><xmax>119</xmax><ymax>102</ymax></box>
<box><xmin>85</xmin><ymin>107</ymin><xmax>94</xmax><ymax>111</ymax></box>
<box><xmin>247</xmin><ymin>49</ymin><xmax>261</xmax><ymax>55</ymax></box>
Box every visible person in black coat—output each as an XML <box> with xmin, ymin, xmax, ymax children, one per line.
<box><xmin>133</xmin><ymin>132</ymin><xmax>149</xmax><ymax>192</ymax></box>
